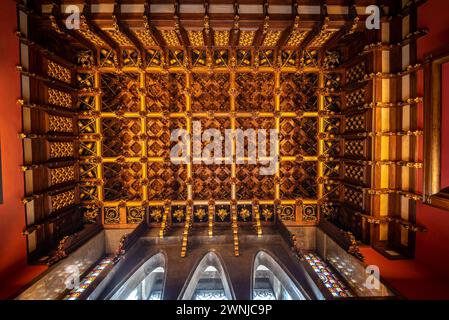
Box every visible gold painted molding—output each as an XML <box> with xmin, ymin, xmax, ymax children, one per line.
<box><xmin>423</xmin><ymin>48</ymin><xmax>449</xmax><ymax>211</ymax></box>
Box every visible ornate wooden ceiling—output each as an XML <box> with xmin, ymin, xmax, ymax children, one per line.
<box><xmin>17</xmin><ymin>0</ymin><xmax>430</xmax><ymax>263</ymax></box>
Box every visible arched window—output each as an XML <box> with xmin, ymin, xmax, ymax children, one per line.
<box><xmin>110</xmin><ymin>252</ymin><xmax>166</xmax><ymax>300</ymax></box>
<box><xmin>252</xmin><ymin>251</ymin><xmax>307</xmax><ymax>300</ymax></box>
<box><xmin>180</xmin><ymin>252</ymin><xmax>234</xmax><ymax>300</ymax></box>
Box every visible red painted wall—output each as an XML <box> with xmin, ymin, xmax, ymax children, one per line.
<box><xmin>0</xmin><ymin>0</ymin><xmax>46</xmax><ymax>299</ymax></box>
<box><xmin>362</xmin><ymin>0</ymin><xmax>449</xmax><ymax>300</ymax></box>
<box><xmin>416</xmin><ymin>0</ymin><xmax>449</xmax><ymax>282</ymax></box>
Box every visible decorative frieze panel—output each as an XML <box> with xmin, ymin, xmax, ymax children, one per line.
<box><xmin>345</xmin><ymin>88</ymin><xmax>366</xmax><ymax>109</ymax></box>
<box><xmin>343</xmin><ymin>164</ymin><xmax>368</xmax><ymax>186</ymax></box>
<box><xmin>302</xmin><ymin>204</ymin><xmax>318</xmax><ymax>223</ymax></box>
<box><xmin>237</xmin><ymin>205</ymin><xmax>253</xmax><ymax>222</ymax></box>
<box><xmin>344</xmin><ymin>112</ymin><xmax>370</xmax><ymax>133</ymax></box>
<box><xmin>49</xmin><ymin>166</ymin><xmax>76</xmax><ymax>187</ymax></box>
<box><xmin>278</xmin><ymin>205</ymin><xmax>296</xmax><ymax>222</ymax></box>
<box><xmin>344</xmin><ymin>139</ymin><xmax>368</xmax><ymax>159</ymax></box>
<box><xmin>47</xmin><ymin>60</ymin><xmax>72</xmax><ymax>84</ymax></box>
<box><xmin>48</xmin><ymin>141</ymin><xmax>74</xmax><ymax>160</ymax></box>
<box><xmin>104</xmin><ymin>207</ymin><xmax>120</xmax><ymax>224</ymax></box>
<box><xmin>126</xmin><ymin>206</ymin><xmax>146</xmax><ymax>224</ymax></box>
<box><xmin>346</xmin><ymin>61</ymin><xmax>366</xmax><ymax>85</ymax></box>
<box><xmin>47</xmin><ymin>115</ymin><xmax>74</xmax><ymax>133</ymax></box>
<box><xmin>171</xmin><ymin>205</ymin><xmax>186</xmax><ymax>223</ymax></box>
<box><xmin>343</xmin><ymin>186</ymin><xmax>364</xmax><ymax>210</ymax></box>
<box><xmin>259</xmin><ymin>204</ymin><xmax>275</xmax><ymax>222</ymax></box>
<box><xmin>47</xmin><ymin>88</ymin><xmax>73</xmax><ymax>108</ymax></box>
<box><xmin>50</xmin><ymin>189</ymin><xmax>76</xmax><ymax>213</ymax></box>
<box><xmin>215</xmin><ymin>205</ymin><xmax>231</xmax><ymax>223</ymax></box>
<box><xmin>148</xmin><ymin>206</ymin><xmax>164</xmax><ymax>223</ymax></box>
<box><xmin>193</xmin><ymin>205</ymin><xmax>208</xmax><ymax>223</ymax></box>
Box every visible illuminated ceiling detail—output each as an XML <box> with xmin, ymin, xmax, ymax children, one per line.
<box><xmin>161</xmin><ymin>29</ymin><xmax>181</xmax><ymax>47</ymax></box>
<box><xmin>286</xmin><ymin>30</ymin><xmax>309</xmax><ymax>47</ymax></box>
<box><xmin>187</xmin><ymin>30</ymin><xmax>205</xmax><ymax>47</ymax></box>
<box><xmin>132</xmin><ymin>29</ymin><xmax>157</xmax><ymax>47</ymax></box>
<box><xmin>214</xmin><ymin>30</ymin><xmax>230</xmax><ymax>47</ymax></box>
<box><xmin>19</xmin><ymin>0</ymin><xmax>426</xmax><ymax>264</ymax></box>
<box><xmin>238</xmin><ymin>30</ymin><xmax>256</xmax><ymax>47</ymax></box>
<box><xmin>262</xmin><ymin>30</ymin><xmax>282</xmax><ymax>47</ymax></box>
<box><xmin>104</xmin><ymin>23</ymin><xmax>133</xmax><ymax>47</ymax></box>
<box><xmin>308</xmin><ymin>30</ymin><xmax>337</xmax><ymax>48</ymax></box>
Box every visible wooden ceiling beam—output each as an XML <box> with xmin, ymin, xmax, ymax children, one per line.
<box><xmin>143</xmin><ymin>1</ymin><xmax>166</xmax><ymax>49</ymax></box>
<box><xmin>49</xmin><ymin>1</ymin><xmax>96</xmax><ymax>53</ymax></box>
<box><xmin>81</xmin><ymin>2</ymin><xmax>120</xmax><ymax>51</ymax></box>
<box><xmin>112</xmin><ymin>1</ymin><xmax>145</xmax><ymax>54</ymax></box>
<box><xmin>230</xmin><ymin>1</ymin><xmax>240</xmax><ymax>47</ymax></box>
<box><xmin>174</xmin><ymin>0</ymin><xmax>188</xmax><ymax>48</ymax></box>
<box><xmin>277</xmin><ymin>0</ymin><xmax>299</xmax><ymax>48</ymax></box>
<box><xmin>203</xmin><ymin>0</ymin><xmax>212</xmax><ymax>47</ymax></box>
<box><xmin>323</xmin><ymin>1</ymin><xmax>359</xmax><ymax>50</ymax></box>
<box><xmin>253</xmin><ymin>0</ymin><xmax>269</xmax><ymax>48</ymax></box>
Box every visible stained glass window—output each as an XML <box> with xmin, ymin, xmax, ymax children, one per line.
<box><xmin>64</xmin><ymin>257</ymin><xmax>114</xmax><ymax>300</ymax></box>
<box><xmin>303</xmin><ymin>253</ymin><xmax>352</xmax><ymax>298</ymax></box>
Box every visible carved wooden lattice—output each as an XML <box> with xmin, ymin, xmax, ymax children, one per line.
<box><xmin>280</xmin><ymin>118</ymin><xmax>318</xmax><ymax>157</ymax></box>
<box><xmin>101</xmin><ymin>73</ymin><xmax>140</xmax><ymax>112</ymax></box>
<box><xmin>103</xmin><ymin>162</ymin><xmax>143</xmax><ymax>201</ymax></box>
<box><xmin>236</xmin><ymin>73</ymin><xmax>274</xmax><ymax>112</ymax></box>
<box><xmin>76</xmin><ymin>68</ymin><xmax>337</xmax><ymax>226</ymax></box>
<box><xmin>102</xmin><ymin>118</ymin><xmax>142</xmax><ymax>158</ymax></box>
<box><xmin>193</xmin><ymin>164</ymin><xmax>232</xmax><ymax>200</ymax></box>
<box><xmin>280</xmin><ymin>73</ymin><xmax>318</xmax><ymax>112</ymax></box>
<box><xmin>191</xmin><ymin>73</ymin><xmax>230</xmax><ymax>112</ymax></box>
<box><xmin>148</xmin><ymin>162</ymin><xmax>187</xmax><ymax>201</ymax></box>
